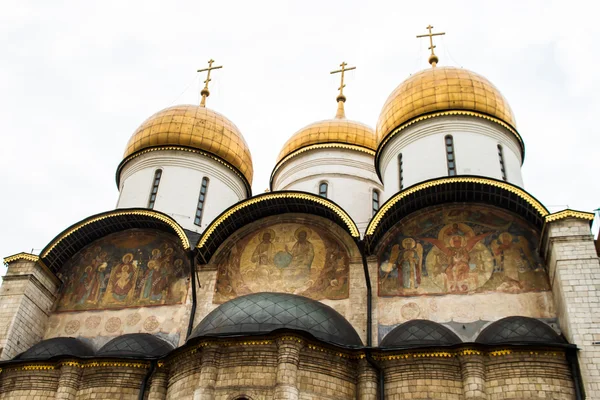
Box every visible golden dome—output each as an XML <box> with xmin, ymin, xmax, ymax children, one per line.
<box><xmin>376</xmin><ymin>67</ymin><xmax>517</xmax><ymax>144</ymax></box>
<box><xmin>276</xmin><ymin>103</ymin><xmax>377</xmax><ymax>164</ymax></box>
<box><xmin>123</xmin><ymin>105</ymin><xmax>253</xmax><ymax>185</ymax></box>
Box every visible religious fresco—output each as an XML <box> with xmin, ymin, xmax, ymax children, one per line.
<box><xmin>378</xmin><ymin>204</ymin><xmax>549</xmax><ymax>297</ymax></box>
<box><xmin>56</xmin><ymin>230</ymin><xmax>190</xmax><ymax>311</ymax></box>
<box><xmin>214</xmin><ymin>223</ymin><xmax>350</xmax><ymax>303</ymax></box>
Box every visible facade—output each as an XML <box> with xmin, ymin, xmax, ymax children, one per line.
<box><xmin>0</xmin><ymin>45</ymin><xmax>599</xmax><ymax>400</ymax></box>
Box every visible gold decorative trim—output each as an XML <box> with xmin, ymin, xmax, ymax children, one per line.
<box><xmin>366</xmin><ymin>177</ymin><xmax>548</xmax><ymax>236</ymax></box>
<box><xmin>271</xmin><ymin>143</ymin><xmax>376</xmax><ymax>180</ymax></box>
<box><xmin>306</xmin><ymin>343</ymin><xmax>363</xmax><ymax>359</ymax></box>
<box><xmin>376</xmin><ymin>348</ymin><xmax>564</xmax><ymax>361</ymax></box>
<box><xmin>118</xmin><ymin>145</ymin><xmax>251</xmax><ymax>194</ymax></box>
<box><xmin>41</xmin><ymin>209</ymin><xmax>190</xmax><ymax>259</ymax></box>
<box><xmin>198</xmin><ymin>192</ymin><xmax>360</xmax><ymax>249</ymax></box>
<box><xmin>3</xmin><ymin>252</ymin><xmax>39</xmax><ymax>264</ymax></box>
<box><xmin>5</xmin><ymin>360</ymin><xmax>150</xmax><ymax>372</ymax></box>
<box><xmin>378</xmin><ymin>110</ymin><xmax>523</xmax><ymax>157</ymax></box>
<box><xmin>545</xmin><ymin>209</ymin><xmax>595</xmax><ymax>223</ymax></box>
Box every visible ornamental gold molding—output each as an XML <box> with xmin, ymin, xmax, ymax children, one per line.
<box><xmin>119</xmin><ymin>145</ymin><xmax>251</xmax><ymax>194</ymax></box>
<box><xmin>366</xmin><ymin>177</ymin><xmax>548</xmax><ymax>236</ymax></box>
<box><xmin>198</xmin><ymin>192</ymin><xmax>360</xmax><ymax>249</ymax></box>
<box><xmin>271</xmin><ymin>143</ymin><xmax>376</xmax><ymax>179</ymax></box>
<box><xmin>378</xmin><ymin>110</ymin><xmax>524</xmax><ymax>156</ymax></box>
<box><xmin>545</xmin><ymin>209</ymin><xmax>595</xmax><ymax>223</ymax></box>
<box><xmin>41</xmin><ymin>209</ymin><xmax>190</xmax><ymax>260</ymax></box>
<box><xmin>3</xmin><ymin>252</ymin><xmax>39</xmax><ymax>264</ymax></box>
<box><xmin>375</xmin><ymin>348</ymin><xmax>564</xmax><ymax>361</ymax></box>
<box><xmin>306</xmin><ymin>343</ymin><xmax>363</xmax><ymax>359</ymax></box>
<box><xmin>4</xmin><ymin>360</ymin><xmax>151</xmax><ymax>372</ymax></box>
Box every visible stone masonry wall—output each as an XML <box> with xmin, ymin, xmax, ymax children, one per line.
<box><xmin>0</xmin><ymin>259</ymin><xmax>59</xmax><ymax>360</ymax></box>
<box><xmin>545</xmin><ymin>217</ymin><xmax>600</xmax><ymax>398</ymax></box>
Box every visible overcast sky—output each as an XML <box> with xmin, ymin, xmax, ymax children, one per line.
<box><xmin>1</xmin><ymin>0</ymin><xmax>599</xmax><ymax>274</ymax></box>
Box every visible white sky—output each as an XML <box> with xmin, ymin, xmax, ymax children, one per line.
<box><xmin>1</xmin><ymin>0</ymin><xmax>599</xmax><ymax>275</ymax></box>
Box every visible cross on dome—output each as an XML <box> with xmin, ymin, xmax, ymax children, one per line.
<box><xmin>197</xmin><ymin>59</ymin><xmax>223</xmax><ymax>107</ymax></box>
<box><xmin>330</xmin><ymin>61</ymin><xmax>356</xmax><ymax>118</ymax></box>
<box><xmin>416</xmin><ymin>25</ymin><xmax>445</xmax><ymax>67</ymax></box>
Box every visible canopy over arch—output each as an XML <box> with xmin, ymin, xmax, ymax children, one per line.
<box><xmin>365</xmin><ymin>176</ymin><xmax>548</xmax><ymax>254</ymax></box>
<box><xmin>196</xmin><ymin>191</ymin><xmax>359</xmax><ymax>263</ymax></box>
<box><xmin>40</xmin><ymin>208</ymin><xmax>190</xmax><ymax>272</ymax></box>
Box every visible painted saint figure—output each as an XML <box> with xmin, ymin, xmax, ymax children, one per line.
<box><xmin>421</xmin><ymin>232</ymin><xmax>491</xmax><ymax>292</ymax></box>
<box><xmin>491</xmin><ymin>232</ymin><xmax>535</xmax><ymax>281</ymax></box>
<box><xmin>139</xmin><ymin>260</ymin><xmax>169</xmax><ymax>303</ymax></box>
<box><xmin>251</xmin><ymin>231</ymin><xmax>276</xmax><ymax>266</ymax></box>
<box><xmin>285</xmin><ymin>229</ymin><xmax>314</xmax><ymax>278</ymax></box>
<box><xmin>107</xmin><ymin>253</ymin><xmax>138</xmax><ymax>302</ymax></box>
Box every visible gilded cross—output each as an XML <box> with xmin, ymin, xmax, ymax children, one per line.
<box><xmin>416</xmin><ymin>25</ymin><xmax>445</xmax><ymax>67</ymax></box>
<box><xmin>197</xmin><ymin>59</ymin><xmax>223</xmax><ymax>107</ymax></box>
<box><xmin>330</xmin><ymin>62</ymin><xmax>356</xmax><ymax>102</ymax></box>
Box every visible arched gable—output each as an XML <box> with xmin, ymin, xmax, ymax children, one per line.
<box><xmin>41</xmin><ymin>208</ymin><xmax>190</xmax><ymax>273</ymax></box>
<box><xmin>209</xmin><ymin>213</ymin><xmax>359</xmax><ymax>304</ymax></box>
<box><xmin>196</xmin><ymin>191</ymin><xmax>359</xmax><ymax>264</ymax></box>
<box><xmin>365</xmin><ymin>176</ymin><xmax>548</xmax><ymax>254</ymax></box>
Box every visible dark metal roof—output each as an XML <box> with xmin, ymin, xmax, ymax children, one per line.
<box><xmin>196</xmin><ymin>191</ymin><xmax>359</xmax><ymax>264</ymax></box>
<box><xmin>365</xmin><ymin>176</ymin><xmax>548</xmax><ymax>254</ymax></box>
<box><xmin>97</xmin><ymin>333</ymin><xmax>174</xmax><ymax>358</ymax></box>
<box><xmin>14</xmin><ymin>337</ymin><xmax>94</xmax><ymax>360</ymax></box>
<box><xmin>380</xmin><ymin>320</ymin><xmax>462</xmax><ymax>349</ymax></box>
<box><xmin>40</xmin><ymin>208</ymin><xmax>190</xmax><ymax>272</ymax></box>
<box><xmin>476</xmin><ymin>316</ymin><xmax>566</xmax><ymax>345</ymax></box>
<box><xmin>189</xmin><ymin>292</ymin><xmax>363</xmax><ymax>347</ymax></box>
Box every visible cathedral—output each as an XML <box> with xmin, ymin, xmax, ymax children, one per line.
<box><xmin>1</xmin><ymin>27</ymin><xmax>599</xmax><ymax>400</ymax></box>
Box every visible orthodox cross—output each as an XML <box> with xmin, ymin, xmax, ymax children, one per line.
<box><xmin>416</xmin><ymin>25</ymin><xmax>445</xmax><ymax>67</ymax></box>
<box><xmin>330</xmin><ymin>62</ymin><xmax>356</xmax><ymax>103</ymax></box>
<box><xmin>197</xmin><ymin>59</ymin><xmax>223</xmax><ymax>107</ymax></box>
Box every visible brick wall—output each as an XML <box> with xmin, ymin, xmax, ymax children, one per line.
<box><xmin>0</xmin><ymin>259</ymin><xmax>59</xmax><ymax>360</ymax></box>
<box><xmin>545</xmin><ymin>217</ymin><xmax>600</xmax><ymax>397</ymax></box>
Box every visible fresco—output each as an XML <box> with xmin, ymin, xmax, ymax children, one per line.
<box><xmin>56</xmin><ymin>230</ymin><xmax>190</xmax><ymax>311</ymax></box>
<box><xmin>378</xmin><ymin>204</ymin><xmax>549</xmax><ymax>297</ymax></box>
<box><xmin>214</xmin><ymin>223</ymin><xmax>350</xmax><ymax>302</ymax></box>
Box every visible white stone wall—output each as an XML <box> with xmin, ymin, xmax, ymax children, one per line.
<box><xmin>117</xmin><ymin>150</ymin><xmax>248</xmax><ymax>233</ymax></box>
<box><xmin>379</xmin><ymin>116</ymin><xmax>524</xmax><ymax>202</ymax></box>
<box><xmin>272</xmin><ymin>148</ymin><xmax>383</xmax><ymax>234</ymax></box>
<box><xmin>0</xmin><ymin>260</ymin><xmax>59</xmax><ymax>360</ymax></box>
<box><xmin>545</xmin><ymin>217</ymin><xmax>600</xmax><ymax>398</ymax></box>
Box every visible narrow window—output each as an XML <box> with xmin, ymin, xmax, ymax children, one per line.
<box><xmin>497</xmin><ymin>144</ymin><xmax>507</xmax><ymax>181</ymax></box>
<box><xmin>398</xmin><ymin>153</ymin><xmax>404</xmax><ymax>190</ymax></box>
<box><xmin>445</xmin><ymin>135</ymin><xmax>456</xmax><ymax>176</ymax></box>
<box><xmin>194</xmin><ymin>177</ymin><xmax>209</xmax><ymax>226</ymax></box>
<box><xmin>148</xmin><ymin>169</ymin><xmax>162</xmax><ymax>209</ymax></box>
<box><xmin>372</xmin><ymin>190</ymin><xmax>380</xmax><ymax>216</ymax></box>
<box><xmin>319</xmin><ymin>182</ymin><xmax>328</xmax><ymax>198</ymax></box>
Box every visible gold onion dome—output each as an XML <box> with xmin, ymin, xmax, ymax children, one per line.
<box><xmin>376</xmin><ymin>66</ymin><xmax>517</xmax><ymax>144</ymax></box>
<box><xmin>123</xmin><ymin>105</ymin><xmax>253</xmax><ymax>184</ymax></box>
<box><xmin>276</xmin><ymin>101</ymin><xmax>377</xmax><ymax>164</ymax></box>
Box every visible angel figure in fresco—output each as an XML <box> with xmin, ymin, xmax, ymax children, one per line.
<box><xmin>251</xmin><ymin>231</ymin><xmax>276</xmax><ymax>266</ymax></box>
<box><xmin>420</xmin><ymin>232</ymin><xmax>492</xmax><ymax>293</ymax></box>
<box><xmin>381</xmin><ymin>238</ymin><xmax>424</xmax><ymax>290</ymax></box>
<box><xmin>285</xmin><ymin>228</ymin><xmax>315</xmax><ymax>279</ymax></box>
<box><xmin>105</xmin><ymin>253</ymin><xmax>139</xmax><ymax>303</ymax></box>
<box><xmin>490</xmin><ymin>232</ymin><xmax>536</xmax><ymax>281</ymax></box>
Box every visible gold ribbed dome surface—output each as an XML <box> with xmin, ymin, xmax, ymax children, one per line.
<box><xmin>376</xmin><ymin>67</ymin><xmax>516</xmax><ymax>143</ymax></box>
<box><xmin>277</xmin><ymin>117</ymin><xmax>377</xmax><ymax>163</ymax></box>
<box><xmin>124</xmin><ymin>105</ymin><xmax>253</xmax><ymax>184</ymax></box>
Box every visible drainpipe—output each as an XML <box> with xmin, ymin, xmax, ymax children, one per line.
<box><xmin>138</xmin><ymin>359</ymin><xmax>157</xmax><ymax>400</ymax></box>
<box><xmin>359</xmin><ymin>239</ymin><xmax>384</xmax><ymax>400</ymax></box>
<box><xmin>186</xmin><ymin>249</ymin><xmax>198</xmax><ymax>339</ymax></box>
<box><xmin>566</xmin><ymin>348</ymin><xmax>585</xmax><ymax>400</ymax></box>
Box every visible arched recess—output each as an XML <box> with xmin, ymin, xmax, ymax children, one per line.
<box><xmin>40</xmin><ymin>208</ymin><xmax>190</xmax><ymax>273</ymax></box>
<box><xmin>208</xmin><ymin>213</ymin><xmax>360</xmax><ymax>304</ymax></box>
<box><xmin>196</xmin><ymin>191</ymin><xmax>359</xmax><ymax>264</ymax></box>
<box><xmin>365</xmin><ymin>176</ymin><xmax>548</xmax><ymax>254</ymax></box>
